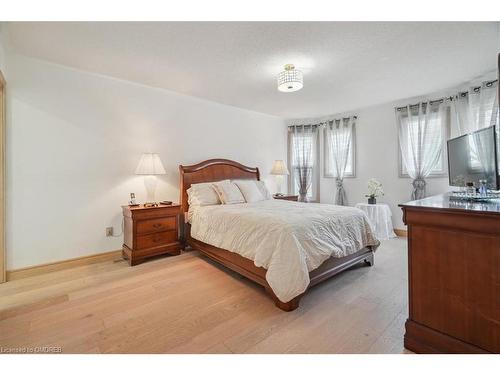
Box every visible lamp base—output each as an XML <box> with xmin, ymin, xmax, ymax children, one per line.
<box><xmin>275</xmin><ymin>175</ymin><xmax>284</xmax><ymax>195</ymax></box>
<box><xmin>144</xmin><ymin>176</ymin><xmax>158</xmax><ymax>203</ymax></box>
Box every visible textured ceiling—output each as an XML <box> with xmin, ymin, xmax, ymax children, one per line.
<box><xmin>5</xmin><ymin>22</ymin><xmax>500</xmax><ymax>118</ymax></box>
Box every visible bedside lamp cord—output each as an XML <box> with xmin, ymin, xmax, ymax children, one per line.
<box><xmin>111</xmin><ymin>217</ymin><xmax>125</xmax><ymax>237</ymax></box>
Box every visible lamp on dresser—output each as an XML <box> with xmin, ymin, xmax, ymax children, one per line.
<box><xmin>270</xmin><ymin>160</ymin><xmax>289</xmax><ymax>196</ymax></box>
<box><xmin>135</xmin><ymin>152</ymin><xmax>166</xmax><ymax>205</ymax></box>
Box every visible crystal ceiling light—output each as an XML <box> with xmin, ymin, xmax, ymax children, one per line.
<box><xmin>277</xmin><ymin>64</ymin><xmax>303</xmax><ymax>93</ymax></box>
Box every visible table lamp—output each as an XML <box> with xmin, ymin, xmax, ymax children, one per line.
<box><xmin>135</xmin><ymin>153</ymin><xmax>166</xmax><ymax>205</ymax></box>
<box><xmin>270</xmin><ymin>160</ymin><xmax>289</xmax><ymax>196</ymax></box>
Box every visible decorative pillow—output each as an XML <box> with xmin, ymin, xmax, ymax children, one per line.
<box><xmin>233</xmin><ymin>180</ymin><xmax>265</xmax><ymax>203</ymax></box>
<box><xmin>187</xmin><ymin>182</ymin><xmax>221</xmax><ymax>206</ymax></box>
<box><xmin>212</xmin><ymin>180</ymin><xmax>245</xmax><ymax>204</ymax></box>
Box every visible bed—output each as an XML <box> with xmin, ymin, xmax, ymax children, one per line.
<box><xmin>179</xmin><ymin>159</ymin><xmax>379</xmax><ymax>311</ymax></box>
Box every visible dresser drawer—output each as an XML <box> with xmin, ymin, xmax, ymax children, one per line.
<box><xmin>136</xmin><ymin>216</ymin><xmax>177</xmax><ymax>234</ymax></box>
<box><xmin>136</xmin><ymin>230</ymin><xmax>178</xmax><ymax>249</ymax></box>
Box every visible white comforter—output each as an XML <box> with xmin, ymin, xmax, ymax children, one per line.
<box><xmin>189</xmin><ymin>200</ymin><xmax>379</xmax><ymax>303</ymax></box>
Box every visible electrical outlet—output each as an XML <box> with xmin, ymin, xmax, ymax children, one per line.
<box><xmin>106</xmin><ymin>227</ymin><xmax>113</xmax><ymax>237</ymax></box>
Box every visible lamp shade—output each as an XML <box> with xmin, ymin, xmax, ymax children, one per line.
<box><xmin>270</xmin><ymin>160</ymin><xmax>289</xmax><ymax>175</ymax></box>
<box><xmin>135</xmin><ymin>153</ymin><xmax>166</xmax><ymax>175</ymax></box>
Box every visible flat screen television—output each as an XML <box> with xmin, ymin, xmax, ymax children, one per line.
<box><xmin>447</xmin><ymin>125</ymin><xmax>499</xmax><ymax>190</ymax></box>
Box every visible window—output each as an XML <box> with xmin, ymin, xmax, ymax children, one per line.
<box><xmin>398</xmin><ymin>106</ymin><xmax>449</xmax><ymax>177</ymax></box>
<box><xmin>292</xmin><ymin>134</ymin><xmax>314</xmax><ymax>168</ymax></box>
<box><xmin>291</xmin><ymin>134</ymin><xmax>314</xmax><ymax>199</ymax></box>
<box><xmin>471</xmin><ymin>107</ymin><xmax>500</xmax><ymax>171</ymax></box>
<box><xmin>455</xmin><ymin>83</ymin><xmax>499</xmax><ymax>177</ymax></box>
<box><xmin>288</xmin><ymin>126</ymin><xmax>319</xmax><ymax>201</ymax></box>
<box><xmin>324</xmin><ymin>124</ymin><xmax>356</xmax><ymax>178</ymax></box>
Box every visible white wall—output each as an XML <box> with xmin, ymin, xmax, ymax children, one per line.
<box><xmin>498</xmin><ymin>23</ymin><xmax>500</xmax><ymax>50</ymax></box>
<box><xmin>6</xmin><ymin>54</ymin><xmax>286</xmax><ymax>269</ymax></box>
<box><xmin>0</xmin><ymin>25</ymin><xmax>6</xmax><ymax>74</ymax></box>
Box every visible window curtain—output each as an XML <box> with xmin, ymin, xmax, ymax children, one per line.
<box><xmin>288</xmin><ymin>125</ymin><xmax>318</xmax><ymax>202</ymax></box>
<box><xmin>452</xmin><ymin>80</ymin><xmax>499</xmax><ymax>135</ymax></box>
<box><xmin>452</xmin><ymin>80</ymin><xmax>499</xmax><ymax>181</ymax></box>
<box><xmin>396</xmin><ymin>101</ymin><xmax>447</xmax><ymax>200</ymax></box>
<box><xmin>324</xmin><ymin>117</ymin><xmax>355</xmax><ymax>205</ymax></box>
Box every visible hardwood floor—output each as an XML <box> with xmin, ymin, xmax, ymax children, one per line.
<box><xmin>0</xmin><ymin>238</ymin><xmax>410</xmax><ymax>354</ymax></box>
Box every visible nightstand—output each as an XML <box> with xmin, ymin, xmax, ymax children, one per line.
<box><xmin>273</xmin><ymin>194</ymin><xmax>299</xmax><ymax>201</ymax></box>
<box><xmin>122</xmin><ymin>204</ymin><xmax>182</xmax><ymax>266</ymax></box>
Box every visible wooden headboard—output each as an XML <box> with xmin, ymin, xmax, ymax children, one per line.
<box><xmin>179</xmin><ymin>159</ymin><xmax>260</xmax><ymax>215</ymax></box>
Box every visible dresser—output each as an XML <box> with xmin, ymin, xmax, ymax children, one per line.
<box><xmin>122</xmin><ymin>204</ymin><xmax>182</xmax><ymax>266</ymax></box>
<box><xmin>400</xmin><ymin>194</ymin><xmax>500</xmax><ymax>353</ymax></box>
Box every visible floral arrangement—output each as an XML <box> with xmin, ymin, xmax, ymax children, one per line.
<box><xmin>365</xmin><ymin>178</ymin><xmax>384</xmax><ymax>199</ymax></box>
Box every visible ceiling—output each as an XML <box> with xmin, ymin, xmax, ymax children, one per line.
<box><xmin>5</xmin><ymin>22</ymin><xmax>500</xmax><ymax>118</ymax></box>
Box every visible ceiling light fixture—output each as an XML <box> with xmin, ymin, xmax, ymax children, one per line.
<box><xmin>277</xmin><ymin>64</ymin><xmax>303</xmax><ymax>93</ymax></box>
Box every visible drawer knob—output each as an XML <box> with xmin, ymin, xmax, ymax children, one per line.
<box><xmin>153</xmin><ymin>223</ymin><xmax>163</xmax><ymax>228</ymax></box>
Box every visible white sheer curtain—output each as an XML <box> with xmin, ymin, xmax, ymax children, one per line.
<box><xmin>324</xmin><ymin>117</ymin><xmax>355</xmax><ymax>205</ymax></box>
<box><xmin>452</xmin><ymin>80</ymin><xmax>499</xmax><ymax>182</ymax></box>
<box><xmin>288</xmin><ymin>125</ymin><xmax>318</xmax><ymax>202</ymax></box>
<box><xmin>453</xmin><ymin>80</ymin><xmax>499</xmax><ymax>135</ymax></box>
<box><xmin>396</xmin><ymin>101</ymin><xmax>447</xmax><ymax>200</ymax></box>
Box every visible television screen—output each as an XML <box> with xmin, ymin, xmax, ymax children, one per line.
<box><xmin>447</xmin><ymin>125</ymin><xmax>499</xmax><ymax>190</ymax></box>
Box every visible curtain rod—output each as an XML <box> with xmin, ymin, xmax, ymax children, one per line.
<box><xmin>287</xmin><ymin>116</ymin><xmax>357</xmax><ymax>127</ymax></box>
<box><xmin>395</xmin><ymin>99</ymin><xmax>450</xmax><ymax>112</ymax></box>
<box><xmin>395</xmin><ymin>79</ymin><xmax>498</xmax><ymax>112</ymax></box>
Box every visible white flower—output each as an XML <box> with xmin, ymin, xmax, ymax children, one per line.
<box><xmin>366</xmin><ymin>178</ymin><xmax>384</xmax><ymax>198</ymax></box>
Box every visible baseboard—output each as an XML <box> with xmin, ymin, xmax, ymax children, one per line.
<box><xmin>394</xmin><ymin>228</ymin><xmax>407</xmax><ymax>237</ymax></box>
<box><xmin>6</xmin><ymin>249</ymin><xmax>123</xmax><ymax>281</ymax></box>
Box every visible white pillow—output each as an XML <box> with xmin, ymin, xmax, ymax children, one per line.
<box><xmin>255</xmin><ymin>180</ymin><xmax>272</xmax><ymax>200</ymax></box>
<box><xmin>233</xmin><ymin>180</ymin><xmax>265</xmax><ymax>203</ymax></box>
<box><xmin>233</xmin><ymin>179</ymin><xmax>272</xmax><ymax>200</ymax></box>
<box><xmin>187</xmin><ymin>182</ymin><xmax>221</xmax><ymax>206</ymax></box>
<box><xmin>212</xmin><ymin>180</ymin><xmax>245</xmax><ymax>204</ymax></box>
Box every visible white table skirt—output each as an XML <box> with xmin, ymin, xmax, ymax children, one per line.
<box><xmin>355</xmin><ymin>203</ymin><xmax>396</xmax><ymax>240</ymax></box>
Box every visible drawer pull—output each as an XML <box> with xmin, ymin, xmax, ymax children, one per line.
<box><xmin>153</xmin><ymin>224</ymin><xmax>163</xmax><ymax>228</ymax></box>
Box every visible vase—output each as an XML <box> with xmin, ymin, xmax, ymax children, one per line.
<box><xmin>368</xmin><ymin>197</ymin><xmax>376</xmax><ymax>204</ymax></box>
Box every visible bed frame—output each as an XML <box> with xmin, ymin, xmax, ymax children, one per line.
<box><xmin>179</xmin><ymin>159</ymin><xmax>375</xmax><ymax>311</ymax></box>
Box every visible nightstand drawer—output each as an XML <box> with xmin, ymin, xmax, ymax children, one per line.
<box><xmin>136</xmin><ymin>230</ymin><xmax>178</xmax><ymax>249</ymax></box>
<box><xmin>136</xmin><ymin>217</ymin><xmax>177</xmax><ymax>234</ymax></box>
